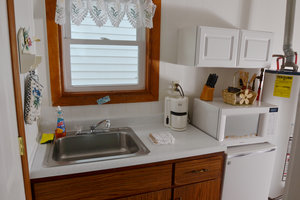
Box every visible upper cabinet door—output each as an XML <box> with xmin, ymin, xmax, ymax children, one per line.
<box><xmin>196</xmin><ymin>27</ymin><xmax>239</xmax><ymax>67</ymax></box>
<box><xmin>177</xmin><ymin>26</ymin><xmax>273</xmax><ymax>68</ymax></box>
<box><xmin>238</xmin><ymin>30</ymin><xmax>273</xmax><ymax>68</ymax></box>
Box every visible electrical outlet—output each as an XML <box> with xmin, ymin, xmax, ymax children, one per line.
<box><xmin>171</xmin><ymin>80</ymin><xmax>179</xmax><ymax>90</ymax></box>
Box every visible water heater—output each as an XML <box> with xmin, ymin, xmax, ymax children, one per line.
<box><xmin>262</xmin><ymin>70</ymin><xmax>300</xmax><ymax>199</ymax></box>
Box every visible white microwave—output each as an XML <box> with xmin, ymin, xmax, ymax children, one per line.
<box><xmin>192</xmin><ymin>98</ymin><xmax>278</xmax><ymax>146</ymax></box>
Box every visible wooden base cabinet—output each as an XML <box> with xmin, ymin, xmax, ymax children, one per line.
<box><xmin>173</xmin><ymin>178</ymin><xmax>222</xmax><ymax>200</ymax></box>
<box><xmin>32</xmin><ymin>165</ymin><xmax>172</xmax><ymax>200</ymax></box>
<box><xmin>31</xmin><ymin>152</ymin><xmax>224</xmax><ymax>200</ymax></box>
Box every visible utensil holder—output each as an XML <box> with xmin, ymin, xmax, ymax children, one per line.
<box><xmin>200</xmin><ymin>85</ymin><xmax>215</xmax><ymax>101</ymax></box>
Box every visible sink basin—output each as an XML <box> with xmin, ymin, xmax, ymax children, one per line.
<box><xmin>44</xmin><ymin>127</ymin><xmax>150</xmax><ymax>167</ymax></box>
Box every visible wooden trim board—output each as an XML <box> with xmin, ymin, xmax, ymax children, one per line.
<box><xmin>6</xmin><ymin>0</ymin><xmax>32</xmax><ymax>199</ymax></box>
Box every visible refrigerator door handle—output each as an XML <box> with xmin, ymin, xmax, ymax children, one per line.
<box><xmin>227</xmin><ymin>148</ymin><xmax>276</xmax><ymax>159</ymax></box>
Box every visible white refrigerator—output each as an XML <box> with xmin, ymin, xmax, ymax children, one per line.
<box><xmin>222</xmin><ymin>143</ymin><xmax>276</xmax><ymax>200</ymax></box>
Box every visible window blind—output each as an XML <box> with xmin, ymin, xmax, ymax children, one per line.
<box><xmin>63</xmin><ymin>13</ymin><xmax>145</xmax><ymax>91</ymax></box>
<box><xmin>70</xmin><ymin>44</ymin><xmax>138</xmax><ymax>86</ymax></box>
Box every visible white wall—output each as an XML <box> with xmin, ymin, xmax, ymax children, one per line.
<box><xmin>0</xmin><ymin>1</ymin><xmax>26</xmax><ymax>199</ymax></box>
<box><xmin>14</xmin><ymin>0</ymin><xmax>39</xmax><ymax>168</ymax></box>
<box><xmin>32</xmin><ymin>0</ymin><xmax>300</xmax><ymax>140</ymax></box>
<box><xmin>160</xmin><ymin>0</ymin><xmax>298</xmax><ymax>65</ymax></box>
<box><xmin>33</xmin><ymin>0</ymin><xmax>265</xmax><ymax>131</ymax></box>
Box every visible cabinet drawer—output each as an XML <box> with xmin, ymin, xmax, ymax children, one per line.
<box><xmin>174</xmin><ymin>156</ymin><xmax>223</xmax><ymax>186</ymax></box>
<box><xmin>32</xmin><ymin>164</ymin><xmax>172</xmax><ymax>200</ymax></box>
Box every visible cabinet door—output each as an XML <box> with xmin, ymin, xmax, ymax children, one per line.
<box><xmin>32</xmin><ymin>165</ymin><xmax>172</xmax><ymax>200</ymax></box>
<box><xmin>196</xmin><ymin>26</ymin><xmax>239</xmax><ymax>67</ymax></box>
<box><xmin>238</xmin><ymin>30</ymin><xmax>273</xmax><ymax>68</ymax></box>
<box><xmin>173</xmin><ymin>178</ymin><xmax>221</xmax><ymax>200</ymax></box>
<box><xmin>118</xmin><ymin>189</ymin><xmax>171</xmax><ymax>200</ymax></box>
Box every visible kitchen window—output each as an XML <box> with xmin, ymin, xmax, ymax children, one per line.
<box><xmin>45</xmin><ymin>0</ymin><xmax>161</xmax><ymax>106</ymax></box>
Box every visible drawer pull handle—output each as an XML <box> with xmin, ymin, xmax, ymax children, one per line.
<box><xmin>186</xmin><ymin>169</ymin><xmax>208</xmax><ymax>174</ymax></box>
<box><xmin>175</xmin><ymin>198</ymin><xmax>182</xmax><ymax>200</ymax></box>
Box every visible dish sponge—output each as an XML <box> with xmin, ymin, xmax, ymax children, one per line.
<box><xmin>149</xmin><ymin>132</ymin><xmax>175</xmax><ymax>144</ymax></box>
<box><xmin>40</xmin><ymin>133</ymin><xmax>54</xmax><ymax>144</ymax></box>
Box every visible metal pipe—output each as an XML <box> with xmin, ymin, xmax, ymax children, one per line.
<box><xmin>283</xmin><ymin>0</ymin><xmax>298</xmax><ymax>71</ymax></box>
<box><xmin>283</xmin><ymin>0</ymin><xmax>296</xmax><ymax>49</ymax></box>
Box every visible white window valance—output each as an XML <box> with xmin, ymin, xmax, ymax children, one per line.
<box><xmin>55</xmin><ymin>0</ymin><xmax>157</xmax><ymax>29</ymax></box>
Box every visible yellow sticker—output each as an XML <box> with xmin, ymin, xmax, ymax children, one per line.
<box><xmin>273</xmin><ymin>75</ymin><xmax>293</xmax><ymax>98</ymax></box>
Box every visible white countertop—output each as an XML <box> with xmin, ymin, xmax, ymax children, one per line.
<box><xmin>30</xmin><ymin>123</ymin><xmax>226</xmax><ymax>179</ymax></box>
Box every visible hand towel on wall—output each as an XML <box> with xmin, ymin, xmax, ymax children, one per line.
<box><xmin>24</xmin><ymin>71</ymin><xmax>43</xmax><ymax>124</ymax></box>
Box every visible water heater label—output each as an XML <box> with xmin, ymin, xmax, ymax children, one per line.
<box><xmin>273</xmin><ymin>75</ymin><xmax>293</xmax><ymax>98</ymax></box>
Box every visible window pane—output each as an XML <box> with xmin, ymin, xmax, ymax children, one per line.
<box><xmin>71</xmin><ymin>14</ymin><xmax>137</xmax><ymax>41</ymax></box>
<box><xmin>70</xmin><ymin>44</ymin><xmax>139</xmax><ymax>86</ymax></box>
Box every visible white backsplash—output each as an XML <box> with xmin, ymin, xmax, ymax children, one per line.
<box><xmin>38</xmin><ymin>61</ymin><xmax>259</xmax><ymax>131</ymax></box>
<box><xmin>39</xmin><ymin>114</ymin><xmax>164</xmax><ymax>134</ymax></box>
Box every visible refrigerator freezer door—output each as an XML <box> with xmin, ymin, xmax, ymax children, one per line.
<box><xmin>222</xmin><ymin>143</ymin><xmax>276</xmax><ymax>200</ymax></box>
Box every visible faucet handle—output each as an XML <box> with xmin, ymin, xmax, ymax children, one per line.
<box><xmin>90</xmin><ymin>125</ymin><xmax>96</xmax><ymax>133</ymax></box>
<box><xmin>105</xmin><ymin>120</ymin><xmax>111</xmax><ymax>129</ymax></box>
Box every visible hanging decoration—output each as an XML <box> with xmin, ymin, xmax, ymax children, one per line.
<box><xmin>55</xmin><ymin>0</ymin><xmax>156</xmax><ymax>29</ymax></box>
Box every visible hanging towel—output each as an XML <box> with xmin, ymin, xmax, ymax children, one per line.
<box><xmin>24</xmin><ymin>71</ymin><xmax>43</xmax><ymax>124</ymax></box>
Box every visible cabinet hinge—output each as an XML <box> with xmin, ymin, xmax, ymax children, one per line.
<box><xmin>18</xmin><ymin>137</ymin><xmax>24</xmax><ymax>156</ymax></box>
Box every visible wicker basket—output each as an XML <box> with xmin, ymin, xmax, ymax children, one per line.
<box><xmin>222</xmin><ymin>71</ymin><xmax>258</xmax><ymax>105</ymax></box>
<box><xmin>222</xmin><ymin>89</ymin><xmax>239</xmax><ymax>105</ymax></box>
<box><xmin>222</xmin><ymin>89</ymin><xmax>257</xmax><ymax>105</ymax></box>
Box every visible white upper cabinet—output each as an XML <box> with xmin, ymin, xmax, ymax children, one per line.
<box><xmin>238</xmin><ymin>30</ymin><xmax>273</xmax><ymax>68</ymax></box>
<box><xmin>196</xmin><ymin>27</ymin><xmax>239</xmax><ymax>67</ymax></box>
<box><xmin>177</xmin><ymin>26</ymin><xmax>273</xmax><ymax>68</ymax></box>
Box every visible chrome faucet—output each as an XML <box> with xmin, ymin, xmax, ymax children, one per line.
<box><xmin>90</xmin><ymin>119</ymin><xmax>111</xmax><ymax>133</ymax></box>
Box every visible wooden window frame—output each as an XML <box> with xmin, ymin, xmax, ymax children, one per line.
<box><xmin>45</xmin><ymin>0</ymin><xmax>161</xmax><ymax>106</ymax></box>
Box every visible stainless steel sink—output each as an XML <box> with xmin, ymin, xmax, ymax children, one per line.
<box><xmin>44</xmin><ymin>127</ymin><xmax>150</xmax><ymax>167</ymax></box>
